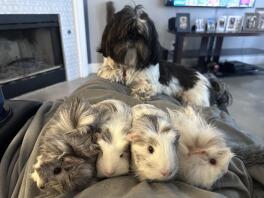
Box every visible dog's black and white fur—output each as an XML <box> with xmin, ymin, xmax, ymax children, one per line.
<box><xmin>97</xmin><ymin>5</ymin><xmax>230</xmax><ymax>107</ymax></box>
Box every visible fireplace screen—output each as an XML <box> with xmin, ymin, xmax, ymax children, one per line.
<box><xmin>0</xmin><ymin>27</ymin><xmax>63</xmax><ymax>84</ymax></box>
<box><xmin>0</xmin><ymin>14</ymin><xmax>65</xmax><ymax>98</ymax></box>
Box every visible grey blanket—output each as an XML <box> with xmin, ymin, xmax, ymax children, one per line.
<box><xmin>1</xmin><ymin>74</ymin><xmax>263</xmax><ymax>198</ymax></box>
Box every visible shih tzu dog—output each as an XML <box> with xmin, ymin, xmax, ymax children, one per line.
<box><xmin>97</xmin><ymin>5</ymin><xmax>230</xmax><ymax>107</ymax></box>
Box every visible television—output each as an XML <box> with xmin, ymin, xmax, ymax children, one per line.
<box><xmin>165</xmin><ymin>0</ymin><xmax>256</xmax><ymax>8</ymax></box>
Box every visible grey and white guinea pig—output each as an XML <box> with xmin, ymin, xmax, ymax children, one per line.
<box><xmin>168</xmin><ymin>106</ymin><xmax>234</xmax><ymax>189</ymax></box>
<box><xmin>31</xmin><ymin>98</ymin><xmax>99</xmax><ymax>193</ymax></box>
<box><xmin>128</xmin><ymin>104</ymin><xmax>180</xmax><ymax>181</ymax></box>
<box><xmin>31</xmin><ymin>132</ymin><xmax>98</xmax><ymax>193</ymax></box>
<box><xmin>92</xmin><ymin>99</ymin><xmax>132</xmax><ymax>178</ymax></box>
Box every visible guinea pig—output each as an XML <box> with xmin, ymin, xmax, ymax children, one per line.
<box><xmin>93</xmin><ymin>99</ymin><xmax>132</xmax><ymax>178</ymax></box>
<box><xmin>167</xmin><ymin>106</ymin><xmax>234</xmax><ymax>189</ymax></box>
<box><xmin>128</xmin><ymin>104</ymin><xmax>180</xmax><ymax>181</ymax></box>
<box><xmin>31</xmin><ymin>98</ymin><xmax>99</xmax><ymax>193</ymax></box>
<box><xmin>31</xmin><ymin>133</ymin><xmax>97</xmax><ymax>194</ymax></box>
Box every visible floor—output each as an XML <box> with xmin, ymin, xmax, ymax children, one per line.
<box><xmin>14</xmin><ymin>74</ymin><xmax>264</xmax><ymax>142</ymax></box>
<box><xmin>222</xmin><ymin>75</ymin><xmax>264</xmax><ymax>142</ymax></box>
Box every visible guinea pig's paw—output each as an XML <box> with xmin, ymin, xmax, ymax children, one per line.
<box><xmin>31</xmin><ymin>155</ymin><xmax>46</xmax><ymax>189</ymax></box>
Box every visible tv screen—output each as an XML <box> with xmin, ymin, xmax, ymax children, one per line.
<box><xmin>165</xmin><ymin>0</ymin><xmax>255</xmax><ymax>8</ymax></box>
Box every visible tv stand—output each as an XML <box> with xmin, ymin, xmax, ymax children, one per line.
<box><xmin>169</xmin><ymin>30</ymin><xmax>264</xmax><ymax>72</ymax></box>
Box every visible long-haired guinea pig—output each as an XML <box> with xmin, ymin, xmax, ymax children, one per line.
<box><xmin>128</xmin><ymin>104</ymin><xmax>180</xmax><ymax>181</ymax></box>
<box><xmin>31</xmin><ymin>98</ymin><xmax>99</xmax><ymax>193</ymax></box>
<box><xmin>92</xmin><ymin>99</ymin><xmax>132</xmax><ymax>178</ymax></box>
<box><xmin>168</xmin><ymin>106</ymin><xmax>234</xmax><ymax>189</ymax></box>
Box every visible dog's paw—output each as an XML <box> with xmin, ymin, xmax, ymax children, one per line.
<box><xmin>97</xmin><ymin>66</ymin><xmax>124</xmax><ymax>83</ymax></box>
<box><xmin>131</xmin><ymin>83</ymin><xmax>154</xmax><ymax>101</ymax></box>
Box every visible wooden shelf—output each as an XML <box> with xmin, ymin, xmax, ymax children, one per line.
<box><xmin>168</xmin><ymin>30</ymin><xmax>264</xmax><ymax>37</ymax></box>
<box><xmin>169</xmin><ymin>28</ymin><xmax>264</xmax><ymax>71</ymax></box>
<box><xmin>168</xmin><ymin>48</ymin><xmax>264</xmax><ymax>58</ymax></box>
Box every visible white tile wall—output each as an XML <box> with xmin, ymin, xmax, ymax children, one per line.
<box><xmin>0</xmin><ymin>0</ymin><xmax>80</xmax><ymax>80</ymax></box>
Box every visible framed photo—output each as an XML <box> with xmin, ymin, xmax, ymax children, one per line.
<box><xmin>176</xmin><ymin>13</ymin><xmax>190</xmax><ymax>32</ymax></box>
<box><xmin>216</xmin><ymin>16</ymin><xmax>227</xmax><ymax>32</ymax></box>
<box><xmin>243</xmin><ymin>13</ymin><xmax>258</xmax><ymax>32</ymax></box>
<box><xmin>226</xmin><ymin>16</ymin><xmax>243</xmax><ymax>33</ymax></box>
<box><xmin>195</xmin><ymin>18</ymin><xmax>205</xmax><ymax>32</ymax></box>
<box><xmin>256</xmin><ymin>8</ymin><xmax>264</xmax><ymax>31</ymax></box>
<box><xmin>207</xmin><ymin>18</ymin><xmax>216</xmax><ymax>32</ymax></box>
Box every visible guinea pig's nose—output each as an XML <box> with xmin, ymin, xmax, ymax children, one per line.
<box><xmin>161</xmin><ymin>169</ymin><xmax>172</xmax><ymax>177</ymax></box>
<box><xmin>104</xmin><ymin>170</ymin><xmax>115</xmax><ymax>177</ymax></box>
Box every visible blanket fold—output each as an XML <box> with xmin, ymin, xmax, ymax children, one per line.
<box><xmin>0</xmin><ymin>74</ymin><xmax>263</xmax><ymax>198</ymax></box>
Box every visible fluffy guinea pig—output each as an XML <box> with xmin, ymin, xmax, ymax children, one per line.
<box><xmin>168</xmin><ymin>106</ymin><xmax>234</xmax><ymax>189</ymax></box>
<box><xmin>31</xmin><ymin>134</ymin><xmax>97</xmax><ymax>193</ymax></box>
<box><xmin>93</xmin><ymin>99</ymin><xmax>132</xmax><ymax>178</ymax></box>
<box><xmin>31</xmin><ymin>98</ymin><xmax>99</xmax><ymax>193</ymax></box>
<box><xmin>128</xmin><ymin>104</ymin><xmax>180</xmax><ymax>181</ymax></box>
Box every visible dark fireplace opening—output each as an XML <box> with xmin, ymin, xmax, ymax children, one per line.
<box><xmin>0</xmin><ymin>14</ymin><xmax>65</xmax><ymax>99</ymax></box>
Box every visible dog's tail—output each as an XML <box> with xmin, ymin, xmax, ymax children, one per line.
<box><xmin>232</xmin><ymin>144</ymin><xmax>264</xmax><ymax>167</ymax></box>
<box><xmin>106</xmin><ymin>1</ymin><xmax>115</xmax><ymax>24</ymax></box>
<box><xmin>206</xmin><ymin>73</ymin><xmax>232</xmax><ymax>111</ymax></box>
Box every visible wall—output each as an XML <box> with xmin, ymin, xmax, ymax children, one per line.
<box><xmin>87</xmin><ymin>0</ymin><xmax>264</xmax><ymax>66</ymax></box>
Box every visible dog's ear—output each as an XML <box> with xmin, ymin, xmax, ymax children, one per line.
<box><xmin>97</xmin><ymin>24</ymin><xmax>109</xmax><ymax>56</ymax></box>
<box><xmin>106</xmin><ymin>1</ymin><xmax>115</xmax><ymax>24</ymax></box>
<box><xmin>149</xmin><ymin>23</ymin><xmax>161</xmax><ymax>65</ymax></box>
<box><xmin>97</xmin><ymin>2</ymin><xmax>115</xmax><ymax>56</ymax></box>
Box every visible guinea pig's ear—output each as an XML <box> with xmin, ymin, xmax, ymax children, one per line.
<box><xmin>95</xmin><ymin>132</ymin><xmax>103</xmax><ymax>142</ymax></box>
<box><xmin>167</xmin><ymin>108</ymin><xmax>177</xmax><ymax>121</ymax></box>
<box><xmin>217</xmin><ymin>148</ymin><xmax>235</xmax><ymax>159</ymax></box>
<box><xmin>94</xmin><ymin>132</ymin><xmax>109</xmax><ymax>148</ymax></box>
<box><xmin>126</xmin><ymin>131</ymin><xmax>142</xmax><ymax>142</ymax></box>
<box><xmin>175</xmin><ymin>133</ymin><xmax>180</xmax><ymax>142</ymax></box>
<box><xmin>94</xmin><ymin>101</ymin><xmax>118</xmax><ymax>123</ymax></box>
<box><xmin>170</xmin><ymin>131</ymin><xmax>180</xmax><ymax>145</ymax></box>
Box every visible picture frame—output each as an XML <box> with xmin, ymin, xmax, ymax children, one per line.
<box><xmin>256</xmin><ymin>8</ymin><xmax>264</xmax><ymax>31</ymax></box>
<box><xmin>243</xmin><ymin>13</ymin><xmax>258</xmax><ymax>32</ymax></box>
<box><xmin>216</xmin><ymin>16</ymin><xmax>227</xmax><ymax>32</ymax></box>
<box><xmin>195</xmin><ymin>18</ymin><xmax>205</xmax><ymax>32</ymax></box>
<box><xmin>226</xmin><ymin>16</ymin><xmax>243</xmax><ymax>33</ymax></box>
<box><xmin>207</xmin><ymin>18</ymin><xmax>216</xmax><ymax>32</ymax></box>
<box><xmin>176</xmin><ymin>13</ymin><xmax>190</xmax><ymax>32</ymax></box>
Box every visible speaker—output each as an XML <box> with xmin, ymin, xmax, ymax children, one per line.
<box><xmin>168</xmin><ymin>17</ymin><xmax>176</xmax><ymax>31</ymax></box>
<box><xmin>0</xmin><ymin>87</ymin><xmax>9</xmax><ymax>122</ymax></box>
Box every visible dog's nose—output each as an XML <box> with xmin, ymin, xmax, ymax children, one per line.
<box><xmin>39</xmin><ymin>185</ymin><xmax>45</xmax><ymax>190</ymax></box>
<box><xmin>160</xmin><ymin>169</ymin><xmax>172</xmax><ymax>177</ymax></box>
<box><xmin>104</xmin><ymin>170</ymin><xmax>115</xmax><ymax>177</ymax></box>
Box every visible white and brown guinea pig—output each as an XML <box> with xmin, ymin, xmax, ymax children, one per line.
<box><xmin>128</xmin><ymin>104</ymin><xmax>180</xmax><ymax>181</ymax></box>
<box><xmin>168</xmin><ymin>106</ymin><xmax>234</xmax><ymax>189</ymax></box>
<box><xmin>31</xmin><ymin>98</ymin><xmax>99</xmax><ymax>193</ymax></box>
<box><xmin>93</xmin><ymin>99</ymin><xmax>132</xmax><ymax>178</ymax></box>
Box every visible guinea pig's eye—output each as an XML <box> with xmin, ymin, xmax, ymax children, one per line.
<box><xmin>209</xmin><ymin>158</ymin><xmax>217</xmax><ymax>165</ymax></box>
<box><xmin>120</xmin><ymin>153</ymin><xmax>124</xmax><ymax>158</ymax></box>
<box><xmin>148</xmin><ymin>145</ymin><xmax>154</xmax><ymax>154</ymax></box>
<box><xmin>64</xmin><ymin>167</ymin><xmax>72</xmax><ymax>172</ymax></box>
<box><xmin>53</xmin><ymin>167</ymin><xmax>62</xmax><ymax>175</ymax></box>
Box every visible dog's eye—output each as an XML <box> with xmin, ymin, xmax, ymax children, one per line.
<box><xmin>120</xmin><ymin>153</ymin><xmax>124</xmax><ymax>158</ymax></box>
<box><xmin>148</xmin><ymin>146</ymin><xmax>154</xmax><ymax>154</ymax></box>
<box><xmin>53</xmin><ymin>167</ymin><xmax>62</xmax><ymax>175</ymax></box>
<box><xmin>209</xmin><ymin>158</ymin><xmax>217</xmax><ymax>165</ymax></box>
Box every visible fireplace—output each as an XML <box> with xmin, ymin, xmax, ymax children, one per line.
<box><xmin>0</xmin><ymin>14</ymin><xmax>65</xmax><ymax>98</ymax></box>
